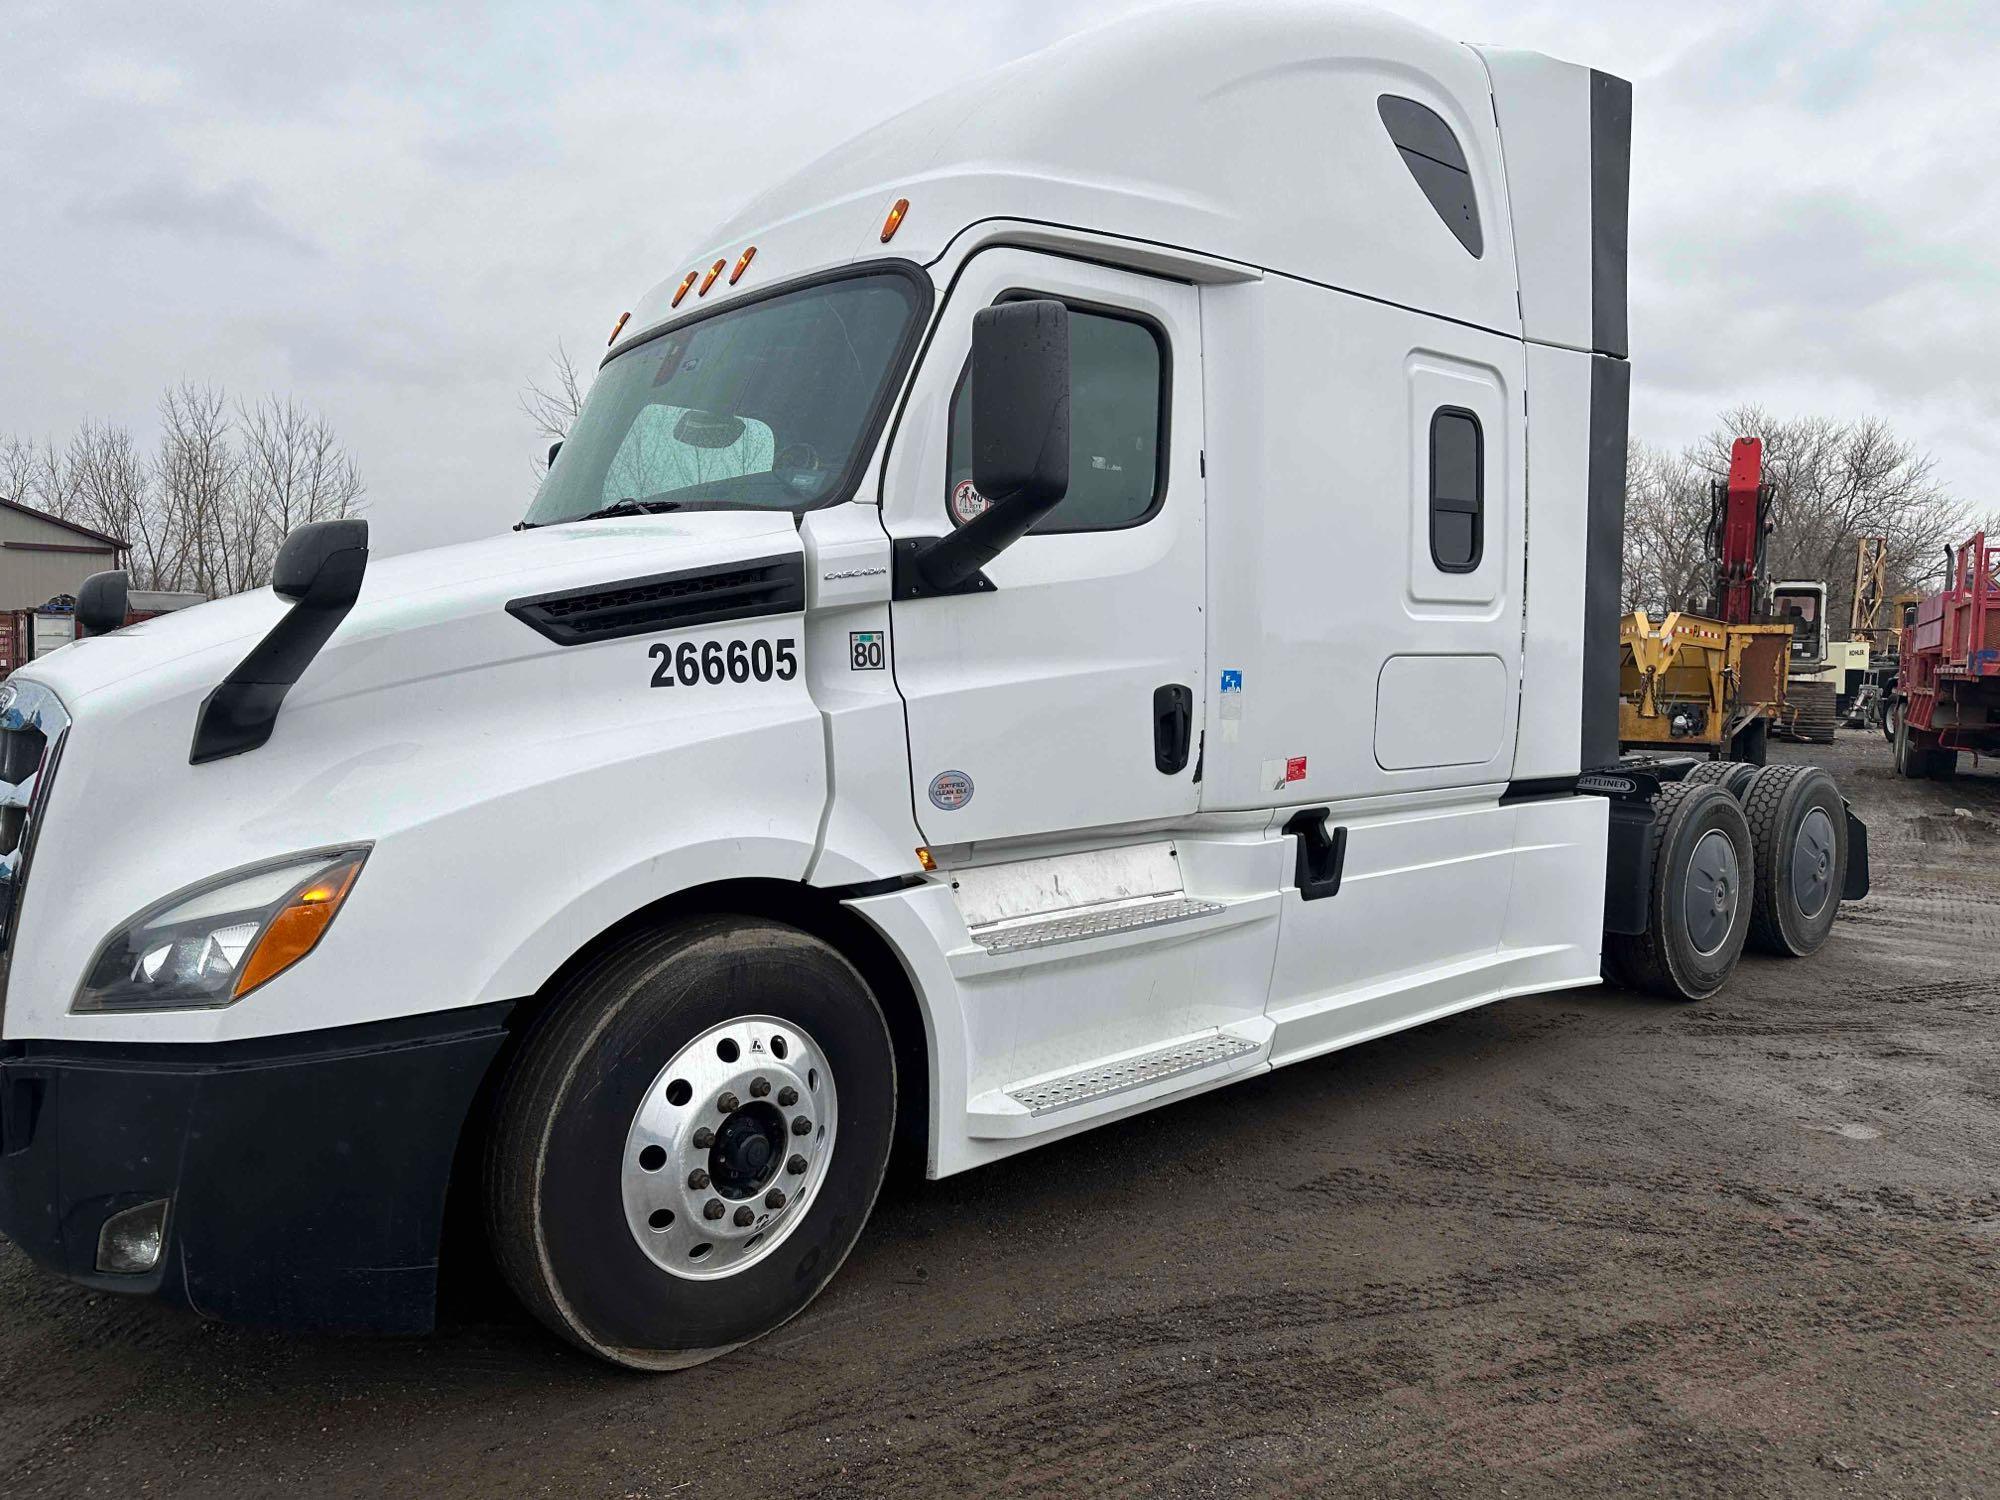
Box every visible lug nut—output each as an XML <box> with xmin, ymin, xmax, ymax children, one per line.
<box><xmin>692</xmin><ymin>1127</ymin><xmax>715</xmax><ymax>1149</ymax></box>
<box><xmin>733</xmin><ymin>1206</ymin><xmax>756</xmax><ymax>1227</ymax></box>
<box><xmin>717</xmin><ymin>1092</ymin><xmax>740</xmax><ymax>1114</ymax></box>
<box><xmin>777</xmin><ymin>1086</ymin><xmax>798</xmax><ymax>1107</ymax></box>
<box><xmin>787</xmin><ymin>1154</ymin><xmax>808</xmax><ymax>1175</ymax></box>
<box><xmin>766</xmin><ymin>1189</ymin><xmax>787</xmax><ymax>1210</ymax></box>
<box><xmin>791</xmin><ymin>1116</ymin><xmax>813</xmax><ymax>1136</ymax></box>
<box><xmin>749</xmin><ymin>1077</ymin><xmax>771</xmax><ymax>1098</ymax></box>
<box><xmin>703</xmin><ymin>1199</ymin><xmax>725</xmax><ymax>1221</ymax></box>
<box><xmin>687</xmin><ymin>1168</ymin><xmax>710</xmax><ymax>1190</ymax></box>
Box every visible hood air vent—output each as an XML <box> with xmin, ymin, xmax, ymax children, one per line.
<box><xmin>507</xmin><ymin>554</ymin><xmax>805</xmax><ymax>646</ymax></box>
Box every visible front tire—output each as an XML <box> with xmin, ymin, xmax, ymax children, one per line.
<box><xmin>1605</xmin><ymin>782</ymin><xmax>1755</xmax><ymax>1001</ymax></box>
<box><xmin>485</xmin><ymin>917</ymin><xmax>896</xmax><ymax>1370</ymax></box>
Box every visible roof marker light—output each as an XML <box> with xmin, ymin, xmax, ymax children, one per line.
<box><xmin>670</xmin><ymin>271</ymin><xmax>699</xmax><ymax>308</ymax></box>
<box><xmin>729</xmin><ymin>245</ymin><xmax>757</xmax><ymax>285</ymax></box>
<box><xmin>607</xmin><ymin>310</ymin><xmax>631</xmax><ymax>346</ymax></box>
<box><xmin>698</xmin><ymin>258</ymin><xmax>726</xmax><ymax>296</ymax></box>
<box><xmin>880</xmin><ymin>197</ymin><xmax>909</xmax><ymax>243</ymax></box>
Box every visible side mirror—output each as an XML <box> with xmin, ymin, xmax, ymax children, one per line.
<box><xmin>909</xmin><ymin>299</ymin><xmax>1070</xmax><ymax>595</ymax></box>
<box><xmin>547</xmin><ymin>440</ymin><xmax>563</xmax><ymax>467</ymax></box>
<box><xmin>77</xmin><ymin>570</ymin><xmax>131</xmax><ymax>637</ymax></box>
<box><xmin>190</xmin><ymin>518</ymin><xmax>369</xmax><ymax>763</ymax></box>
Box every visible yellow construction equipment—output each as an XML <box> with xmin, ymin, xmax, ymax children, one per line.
<box><xmin>1619</xmin><ymin>610</ymin><xmax>1791</xmax><ymax>761</ymax></box>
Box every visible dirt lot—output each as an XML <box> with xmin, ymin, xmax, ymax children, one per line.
<box><xmin>3</xmin><ymin>733</ymin><xmax>1996</xmax><ymax>1497</ymax></box>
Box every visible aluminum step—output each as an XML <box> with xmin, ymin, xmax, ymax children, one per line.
<box><xmin>1007</xmin><ymin>1032</ymin><xmax>1262</xmax><ymax>1116</ymax></box>
<box><xmin>970</xmin><ymin>895</ymin><xmax>1225</xmax><ymax>956</ymax></box>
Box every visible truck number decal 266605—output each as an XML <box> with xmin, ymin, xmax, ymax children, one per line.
<box><xmin>648</xmin><ymin>637</ymin><xmax>798</xmax><ymax>688</ymax></box>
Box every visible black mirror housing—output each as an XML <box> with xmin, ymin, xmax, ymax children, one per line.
<box><xmin>77</xmin><ymin>570</ymin><xmax>131</xmax><ymax>637</ymax></box>
<box><xmin>904</xmin><ymin>299</ymin><xmax>1071</xmax><ymax>598</ymax></box>
<box><xmin>191</xmin><ymin>518</ymin><xmax>369</xmax><ymax>763</ymax></box>
<box><xmin>970</xmin><ymin>299</ymin><xmax>1070</xmax><ymax>506</ymax></box>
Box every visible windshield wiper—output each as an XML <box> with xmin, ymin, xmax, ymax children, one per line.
<box><xmin>575</xmin><ymin>497</ymin><xmax>688</xmax><ymax>522</ymax></box>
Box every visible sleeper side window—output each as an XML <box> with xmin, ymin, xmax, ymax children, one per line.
<box><xmin>947</xmin><ymin>299</ymin><xmax>1167</xmax><ymax>533</ymax></box>
<box><xmin>1429</xmin><ymin>408</ymin><xmax>1483</xmax><ymax>573</ymax></box>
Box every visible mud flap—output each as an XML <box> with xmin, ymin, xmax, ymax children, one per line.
<box><xmin>1843</xmin><ymin>803</ymin><xmax>1871</xmax><ymax>901</ymax></box>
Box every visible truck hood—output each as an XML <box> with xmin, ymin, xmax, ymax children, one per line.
<box><xmin>18</xmin><ymin>510</ymin><xmax>803</xmax><ymax>712</ymax></box>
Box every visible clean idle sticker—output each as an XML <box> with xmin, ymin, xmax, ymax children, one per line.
<box><xmin>928</xmin><ymin>769</ymin><xmax>974</xmax><ymax>811</ymax></box>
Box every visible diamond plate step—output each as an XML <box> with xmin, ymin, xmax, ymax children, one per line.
<box><xmin>1007</xmin><ymin>1032</ymin><xmax>1262</xmax><ymax>1116</ymax></box>
<box><xmin>971</xmin><ymin>896</ymin><xmax>1225</xmax><ymax>956</ymax></box>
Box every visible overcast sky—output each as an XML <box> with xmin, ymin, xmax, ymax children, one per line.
<box><xmin>5</xmin><ymin>0</ymin><xmax>1995</xmax><ymax>556</ymax></box>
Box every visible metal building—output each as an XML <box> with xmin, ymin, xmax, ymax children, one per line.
<box><xmin>0</xmin><ymin>497</ymin><xmax>128</xmax><ymax>612</ymax></box>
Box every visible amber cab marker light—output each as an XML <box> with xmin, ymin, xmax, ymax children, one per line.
<box><xmin>232</xmin><ymin>856</ymin><xmax>365</xmax><ymax>998</ymax></box>
<box><xmin>880</xmin><ymin>197</ymin><xmax>910</xmax><ymax>243</ymax></box>
<box><xmin>729</xmin><ymin>245</ymin><xmax>757</xmax><ymax>285</ymax></box>
<box><xmin>698</xmin><ymin>258</ymin><xmax>727</xmax><ymax>296</ymax></box>
<box><xmin>607</xmin><ymin>310</ymin><xmax>631</xmax><ymax>346</ymax></box>
<box><xmin>670</xmin><ymin>270</ymin><xmax>699</xmax><ymax>308</ymax></box>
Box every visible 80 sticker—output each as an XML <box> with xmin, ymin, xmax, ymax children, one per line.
<box><xmin>648</xmin><ymin>636</ymin><xmax>797</xmax><ymax>688</ymax></box>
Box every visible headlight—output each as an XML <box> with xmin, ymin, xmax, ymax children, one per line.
<box><xmin>73</xmin><ymin>847</ymin><xmax>368</xmax><ymax>1013</ymax></box>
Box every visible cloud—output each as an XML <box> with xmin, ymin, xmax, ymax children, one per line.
<box><xmin>68</xmin><ymin>179</ymin><xmax>321</xmax><ymax>256</ymax></box>
<box><xmin>3</xmin><ymin>0</ymin><xmax>1997</xmax><ymax>558</ymax></box>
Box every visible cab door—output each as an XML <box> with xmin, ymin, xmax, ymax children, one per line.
<box><xmin>882</xmin><ymin>250</ymin><xmax>1205</xmax><ymax>847</ymax></box>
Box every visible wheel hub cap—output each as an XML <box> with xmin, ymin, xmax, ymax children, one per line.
<box><xmin>1791</xmin><ymin>806</ymin><xmax>1836</xmax><ymax>920</ymax></box>
<box><xmin>620</xmin><ymin>1015</ymin><xmax>837</xmax><ymax>1281</ymax></box>
<box><xmin>1684</xmin><ymin>829</ymin><xmax>1740</xmax><ymax>958</ymax></box>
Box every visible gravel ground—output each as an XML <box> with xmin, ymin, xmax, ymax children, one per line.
<box><xmin>3</xmin><ymin>731</ymin><xmax>1995</xmax><ymax>1497</ymax></box>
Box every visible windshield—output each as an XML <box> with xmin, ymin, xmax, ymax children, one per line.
<box><xmin>524</xmin><ymin>268</ymin><xmax>928</xmax><ymax>527</ymax></box>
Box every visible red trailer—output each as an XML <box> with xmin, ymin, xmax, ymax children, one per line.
<box><xmin>1889</xmin><ymin>530</ymin><xmax>2000</xmax><ymax>776</ymax></box>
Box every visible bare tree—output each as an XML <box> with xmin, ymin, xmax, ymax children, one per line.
<box><xmin>6</xmin><ymin>387</ymin><xmax>366</xmax><ymax>599</ymax></box>
<box><xmin>1620</xmin><ymin>438</ymin><xmax>1713</xmax><ymax>615</ymax></box>
<box><xmin>1624</xmin><ymin>409</ymin><xmax>1970</xmax><ymax>628</ymax></box>
<box><xmin>1691</xmin><ymin>407</ymin><xmax>1966</xmax><ymax>629</ymax></box>
<box><xmin>237</xmin><ymin>396</ymin><xmax>366</xmax><ymax>583</ymax></box>
<box><xmin>153</xmin><ymin>384</ymin><xmax>242</xmax><ymax>596</ymax></box>
<box><xmin>521</xmin><ymin>341</ymin><xmax>586</xmax><ymax>477</ymax></box>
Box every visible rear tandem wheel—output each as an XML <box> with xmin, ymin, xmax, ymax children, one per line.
<box><xmin>1604</xmin><ymin>781</ymin><xmax>1756</xmax><ymax>1001</ymax></box>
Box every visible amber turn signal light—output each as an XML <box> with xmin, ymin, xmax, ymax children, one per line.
<box><xmin>880</xmin><ymin>197</ymin><xmax>909</xmax><ymax>243</ymax></box>
<box><xmin>233</xmin><ymin>855</ymin><xmax>366</xmax><ymax>998</ymax></box>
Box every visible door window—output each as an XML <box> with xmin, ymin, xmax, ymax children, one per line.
<box><xmin>946</xmin><ymin>301</ymin><xmax>1167</xmax><ymax>533</ymax></box>
<box><xmin>1428</xmin><ymin>407</ymin><xmax>1483</xmax><ymax>573</ymax></box>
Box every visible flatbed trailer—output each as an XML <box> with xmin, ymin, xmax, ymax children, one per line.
<box><xmin>1889</xmin><ymin>530</ymin><xmax>2000</xmax><ymax>776</ymax></box>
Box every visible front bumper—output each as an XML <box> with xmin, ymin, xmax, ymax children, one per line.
<box><xmin>0</xmin><ymin>1003</ymin><xmax>510</xmax><ymax>1333</ymax></box>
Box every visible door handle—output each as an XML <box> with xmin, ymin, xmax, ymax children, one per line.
<box><xmin>1153</xmin><ymin>684</ymin><xmax>1193</xmax><ymax>774</ymax></box>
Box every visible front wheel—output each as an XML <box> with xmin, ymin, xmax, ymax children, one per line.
<box><xmin>485</xmin><ymin>917</ymin><xmax>896</xmax><ymax>1370</ymax></box>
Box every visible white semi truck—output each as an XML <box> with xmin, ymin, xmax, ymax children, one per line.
<box><xmin>0</xmin><ymin>2</ymin><xmax>1865</xmax><ymax>1369</ymax></box>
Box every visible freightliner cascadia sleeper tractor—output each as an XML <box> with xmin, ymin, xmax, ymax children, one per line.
<box><xmin>0</xmin><ymin>2</ymin><xmax>1866</xmax><ymax>1368</ymax></box>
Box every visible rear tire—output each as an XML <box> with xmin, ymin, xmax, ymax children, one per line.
<box><xmin>1682</xmin><ymin>759</ymin><xmax>1759</xmax><ymax>799</ymax></box>
<box><xmin>1742</xmin><ymin>764</ymin><xmax>1846</xmax><ymax>957</ymax></box>
<box><xmin>1604</xmin><ymin>782</ymin><xmax>1755</xmax><ymax>1001</ymax></box>
<box><xmin>485</xmin><ymin>916</ymin><xmax>896</xmax><ymax>1370</ymax></box>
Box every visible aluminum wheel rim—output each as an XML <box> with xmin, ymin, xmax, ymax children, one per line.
<box><xmin>1791</xmin><ymin>806</ymin><xmax>1836</xmax><ymax>921</ymax></box>
<box><xmin>620</xmin><ymin>1014</ymin><xmax>837</xmax><ymax>1282</ymax></box>
<box><xmin>1683</xmin><ymin>828</ymin><xmax>1739</xmax><ymax>958</ymax></box>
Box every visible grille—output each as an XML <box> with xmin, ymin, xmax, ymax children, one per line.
<box><xmin>508</xmin><ymin>554</ymin><xmax>805</xmax><ymax>646</ymax></box>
